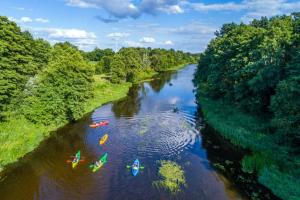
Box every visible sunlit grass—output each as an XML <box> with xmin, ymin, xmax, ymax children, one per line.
<box><xmin>0</xmin><ymin>116</ymin><xmax>53</xmax><ymax>171</ymax></box>
<box><xmin>153</xmin><ymin>160</ymin><xmax>186</xmax><ymax>194</ymax></box>
<box><xmin>84</xmin><ymin>75</ymin><xmax>131</xmax><ymax>114</ymax></box>
<box><xmin>199</xmin><ymin>97</ymin><xmax>300</xmax><ymax>200</ymax></box>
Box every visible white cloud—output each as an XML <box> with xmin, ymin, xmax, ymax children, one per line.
<box><xmin>8</xmin><ymin>16</ymin><xmax>17</xmax><ymax>22</ymax></box>
<box><xmin>139</xmin><ymin>37</ymin><xmax>156</xmax><ymax>43</ymax></box>
<box><xmin>169</xmin><ymin>22</ymin><xmax>217</xmax><ymax>35</ymax></box>
<box><xmin>40</xmin><ymin>28</ymin><xmax>97</xmax><ymax>39</ymax></box>
<box><xmin>161</xmin><ymin>5</ymin><xmax>184</xmax><ymax>14</ymax></box>
<box><xmin>164</xmin><ymin>40</ymin><xmax>174</xmax><ymax>45</ymax></box>
<box><xmin>107</xmin><ymin>32</ymin><xmax>130</xmax><ymax>42</ymax></box>
<box><xmin>187</xmin><ymin>0</ymin><xmax>300</xmax><ymax>22</ymax></box>
<box><xmin>20</xmin><ymin>17</ymin><xmax>33</xmax><ymax>23</ymax></box>
<box><xmin>9</xmin><ymin>16</ymin><xmax>49</xmax><ymax>23</ymax></box>
<box><xmin>35</xmin><ymin>18</ymin><xmax>50</xmax><ymax>23</ymax></box>
<box><xmin>240</xmin><ymin>0</ymin><xmax>300</xmax><ymax>22</ymax></box>
<box><xmin>29</xmin><ymin>27</ymin><xmax>98</xmax><ymax>50</ymax></box>
<box><xmin>189</xmin><ymin>2</ymin><xmax>244</xmax><ymax>11</ymax></box>
<box><xmin>168</xmin><ymin>5</ymin><xmax>184</xmax><ymax>14</ymax></box>
<box><xmin>65</xmin><ymin>0</ymin><xmax>183</xmax><ymax>19</ymax></box>
<box><xmin>66</xmin><ymin>0</ymin><xmax>98</xmax><ymax>8</ymax></box>
<box><xmin>107</xmin><ymin>32</ymin><xmax>130</xmax><ymax>38</ymax></box>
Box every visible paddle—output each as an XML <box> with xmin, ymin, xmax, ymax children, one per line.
<box><xmin>70</xmin><ymin>156</ymin><xmax>85</xmax><ymax>159</ymax></box>
<box><xmin>126</xmin><ymin>165</ymin><xmax>145</xmax><ymax>169</ymax></box>
<box><xmin>66</xmin><ymin>159</ymin><xmax>85</xmax><ymax>163</ymax></box>
<box><xmin>89</xmin><ymin>164</ymin><xmax>95</xmax><ymax>169</ymax></box>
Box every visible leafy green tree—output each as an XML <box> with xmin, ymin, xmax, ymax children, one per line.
<box><xmin>0</xmin><ymin>16</ymin><xmax>50</xmax><ymax>119</ymax></box>
<box><xmin>85</xmin><ymin>48</ymin><xmax>114</xmax><ymax>61</ymax></box>
<box><xmin>22</xmin><ymin>42</ymin><xmax>94</xmax><ymax>125</ymax></box>
<box><xmin>118</xmin><ymin>48</ymin><xmax>143</xmax><ymax>82</ymax></box>
<box><xmin>270</xmin><ymin>76</ymin><xmax>300</xmax><ymax>146</ymax></box>
<box><xmin>110</xmin><ymin>54</ymin><xmax>126</xmax><ymax>84</ymax></box>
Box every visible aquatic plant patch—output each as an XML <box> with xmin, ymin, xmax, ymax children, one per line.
<box><xmin>153</xmin><ymin>160</ymin><xmax>186</xmax><ymax>194</ymax></box>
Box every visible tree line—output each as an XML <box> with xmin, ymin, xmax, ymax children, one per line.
<box><xmin>193</xmin><ymin>13</ymin><xmax>300</xmax><ymax>199</ymax></box>
<box><xmin>83</xmin><ymin>47</ymin><xmax>197</xmax><ymax>83</ymax></box>
<box><xmin>0</xmin><ymin>16</ymin><xmax>197</xmax><ymax>126</ymax></box>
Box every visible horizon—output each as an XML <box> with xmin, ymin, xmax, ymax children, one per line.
<box><xmin>0</xmin><ymin>0</ymin><xmax>300</xmax><ymax>53</ymax></box>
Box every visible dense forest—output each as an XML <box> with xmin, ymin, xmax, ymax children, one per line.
<box><xmin>0</xmin><ymin>16</ymin><xmax>197</xmax><ymax>171</ymax></box>
<box><xmin>194</xmin><ymin>13</ymin><xmax>300</xmax><ymax>200</ymax></box>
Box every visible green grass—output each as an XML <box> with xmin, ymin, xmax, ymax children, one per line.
<box><xmin>84</xmin><ymin>75</ymin><xmax>131</xmax><ymax>114</ymax></box>
<box><xmin>157</xmin><ymin>63</ymin><xmax>190</xmax><ymax>72</ymax></box>
<box><xmin>153</xmin><ymin>160</ymin><xmax>186</xmax><ymax>194</ymax></box>
<box><xmin>199</xmin><ymin>97</ymin><xmax>300</xmax><ymax>200</ymax></box>
<box><xmin>0</xmin><ymin>117</ymin><xmax>53</xmax><ymax>172</ymax></box>
<box><xmin>199</xmin><ymin>97</ymin><xmax>273</xmax><ymax>152</ymax></box>
<box><xmin>136</xmin><ymin>69</ymin><xmax>158</xmax><ymax>82</ymax></box>
<box><xmin>0</xmin><ymin>75</ymin><xmax>131</xmax><ymax>173</ymax></box>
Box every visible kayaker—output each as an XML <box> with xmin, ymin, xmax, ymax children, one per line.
<box><xmin>73</xmin><ymin>157</ymin><xmax>79</xmax><ymax>163</ymax></box>
<box><xmin>173</xmin><ymin>107</ymin><xmax>179</xmax><ymax>113</ymax></box>
<box><xmin>95</xmin><ymin>160</ymin><xmax>102</xmax><ymax>167</ymax></box>
<box><xmin>132</xmin><ymin>163</ymin><xmax>138</xmax><ymax>170</ymax></box>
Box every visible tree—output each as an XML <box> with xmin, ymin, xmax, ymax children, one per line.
<box><xmin>110</xmin><ymin>55</ymin><xmax>126</xmax><ymax>84</ymax></box>
<box><xmin>22</xmin><ymin>42</ymin><xmax>94</xmax><ymax>125</ymax></box>
<box><xmin>0</xmin><ymin>16</ymin><xmax>50</xmax><ymax>119</ymax></box>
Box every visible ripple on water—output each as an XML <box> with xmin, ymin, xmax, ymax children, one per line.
<box><xmin>91</xmin><ymin>107</ymin><xmax>198</xmax><ymax>159</ymax></box>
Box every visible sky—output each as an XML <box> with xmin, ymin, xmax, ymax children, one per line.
<box><xmin>0</xmin><ymin>0</ymin><xmax>299</xmax><ymax>53</ymax></box>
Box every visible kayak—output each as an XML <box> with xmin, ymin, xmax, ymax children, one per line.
<box><xmin>91</xmin><ymin>153</ymin><xmax>108</xmax><ymax>173</ymax></box>
<box><xmin>99</xmin><ymin>134</ymin><xmax>108</xmax><ymax>145</ymax></box>
<box><xmin>132</xmin><ymin>159</ymin><xmax>140</xmax><ymax>176</ymax></box>
<box><xmin>72</xmin><ymin>150</ymin><xmax>80</xmax><ymax>168</ymax></box>
<box><xmin>89</xmin><ymin>120</ymin><xmax>109</xmax><ymax>128</ymax></box>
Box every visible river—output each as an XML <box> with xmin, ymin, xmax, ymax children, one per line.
<box><xmin>0</xmin><ymin>65</ymin><xmax>246</xmax><ymax>200</ymax></box>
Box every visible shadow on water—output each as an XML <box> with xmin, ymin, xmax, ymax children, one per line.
<box><xmin>112</xmin><ymin>84</ymin><xmax>142</xmax><ymax>118</ymax></box>
<box><xmin>149</xmin><ymin>71</ymin><xmax>176</xmax><ymax>93</ymax></box>
<box><xmin>112</xmin><ymin>70</ymin><xmax>177</xmax><ymax>118</ymax></box>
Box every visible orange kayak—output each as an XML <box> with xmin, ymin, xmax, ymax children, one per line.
<box><xmin>99</xmin><ymin>134</ymin><xmax>108</xmax><ymax>145</ymax></box>
<box><xmin>89</xmin><ymin>120</ymin><xmax>109</xmax><ymax>128</ymax></box>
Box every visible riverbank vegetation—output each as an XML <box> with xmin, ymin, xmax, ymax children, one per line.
<box><xmin>0</xmin><ymin>16</ymin><xmax>197</xmax><ymax>172</ymax></box>
<box><xmin>194</xmin><ymin>13</ymin><xmax>300</xmax><ymax>200</ymax></box>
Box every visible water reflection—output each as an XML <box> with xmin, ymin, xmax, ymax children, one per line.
<box><xmin>149</xmin><ymin>71</ymin><xmax>175</xmax><ymax>93</ymax></box>
<box><xmin>112</xmin><ymin>85</ymin><xmax>142</xmax><ymax>118</ymax></box>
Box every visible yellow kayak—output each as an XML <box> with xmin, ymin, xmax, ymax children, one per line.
<box><xmin>72</xmin><ymin>161</ymin><xmax>79</xmax><ymax>168</ymax></box>
<box><xmin>99</xmin><ymin>134</ymin><xmax>108</xmax><ymax>145</ymax></box>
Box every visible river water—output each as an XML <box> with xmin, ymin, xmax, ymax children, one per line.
<box><xmin>0</xmin><ymin>65</ymin><xmax>246</xmax><ymax>200</ymax></box>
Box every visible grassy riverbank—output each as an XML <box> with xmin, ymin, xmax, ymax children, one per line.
<box><xmin>199</xmin><ymin>97</ymin><xmax>300</xmax><ymax>200</ymax></box>
<box><xmin>157</xmin><ymin>63</ymin><xmax>189</xmax><ymax>72</ymax></box>
<box><xmin>0</xmin><ymin>75</ymin><xmax>131</xmax><ymax>173</ymax></box>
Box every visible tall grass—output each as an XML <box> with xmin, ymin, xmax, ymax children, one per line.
<box><xmin>0</xmin><ymin>117</ymin><xmax>52</xmax><ymax>171</ymax></box>
<box><xmin>84</xmin><ymin>75</ymin><xmax>131</xmax><ymax>114</ymax></box>
<box><xmin>199</xmin><ymin>97</ymin><xmax>300</xmax><ymax>200</ymax></box>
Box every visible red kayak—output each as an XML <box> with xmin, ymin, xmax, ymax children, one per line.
<box><xmin>89</xmin><ymin>121</ymin><xmax>109</xmax><ymax>128</ymax></box>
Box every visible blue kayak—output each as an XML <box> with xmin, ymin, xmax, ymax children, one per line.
<box><xmin>131</xmin><ymin>159</ymin><xmax>140</xmax><ymax>176</ymax></box>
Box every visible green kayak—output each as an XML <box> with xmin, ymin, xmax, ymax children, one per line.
<box><xmin>91</xmin><ymin>153</ymin><xmax>108</xmax><ymax>173</ymax></box>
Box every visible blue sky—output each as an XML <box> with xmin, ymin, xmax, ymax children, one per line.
<box><xmin>0</xmin><ymin>0</ymin><xmax>299</xmax><ymax>53</ymax></box>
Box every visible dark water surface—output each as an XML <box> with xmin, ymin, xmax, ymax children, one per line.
<box><xmin>0</xmin><ymin>65</ymin><xmax>246</xmax><ymax>200</ymax></box>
